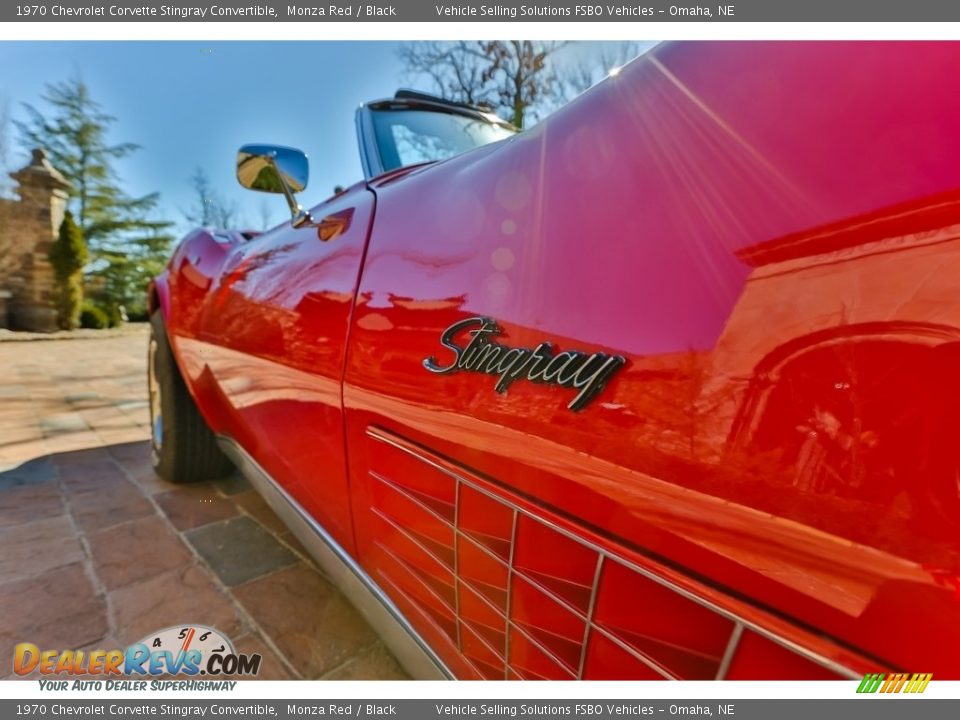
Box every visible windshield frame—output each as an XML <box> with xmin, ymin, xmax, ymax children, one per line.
<box><xmin>356</xmin><ymin>96</ymin><xmax>517</xmax><ymax>180</ymax></box>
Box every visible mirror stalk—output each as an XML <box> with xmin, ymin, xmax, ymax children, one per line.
<box><xmin>266</xmin><ymin>154</ymin><xmax>314</xmax><ymax>228</ymax></box>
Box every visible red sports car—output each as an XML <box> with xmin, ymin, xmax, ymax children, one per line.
<box><xmin>147</xmin><ymin>43</ymin><xmax>960</xmax><ymax>680</ymax></box>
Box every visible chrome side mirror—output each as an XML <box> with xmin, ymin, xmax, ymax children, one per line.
<box><xmin>236</xmin><ymin>144</ymin><xmax>313</xmax><ymax>227</ymax></box>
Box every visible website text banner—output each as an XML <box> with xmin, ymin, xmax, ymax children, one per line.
<box><xmin>9</xmin><ymin>0</ymin><xmax>960</xmax><ymax>22</ymax></box>
<box><xmin>1</xmin><ymin>700</ymin><xmax>957</xmax><ymax>718</ymax></box>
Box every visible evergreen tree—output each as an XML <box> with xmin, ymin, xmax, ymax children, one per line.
<box><xmin>49</xmin><ymin>211</ymin><xmax>87</xmax><ymax>330</ymax></box>
<box><xmin>15</xmin><ymin>75</ymin><xmax>173</xmax><ymax>318</ymax></box>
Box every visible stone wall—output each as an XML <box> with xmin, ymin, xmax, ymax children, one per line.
<box><xmin>0</xmin><ymin>149</ymin><xmax>71</xmax><ymax>331</ymax></box>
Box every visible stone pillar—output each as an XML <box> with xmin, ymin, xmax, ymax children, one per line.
<box><xmin>8</xmin><ymin>148</ymin><xmax>72</xmax><ymax>332</ymax></box>
<box><xmin>0</xmin><ymin>289</ymin><xmax>10</xmax><ymax>329</ymax></box>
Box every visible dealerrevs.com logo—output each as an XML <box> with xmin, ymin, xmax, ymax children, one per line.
<box><xmin>13</xmin><ymin>625</ymin><xmax>261</xmax><ymax>680</ymax></box>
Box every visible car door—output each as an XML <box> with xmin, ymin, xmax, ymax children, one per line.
<box><xmin>198</xmin><ymin>184</ymin><xmax>375</xmax><ymax>553</ymax></box>
<box><xmin>342</xmin><ymin>43</ymin><xmax>960</xmax><ymax>679</ymax></box>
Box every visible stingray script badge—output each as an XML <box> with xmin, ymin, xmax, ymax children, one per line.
<box><xmin>422</xmin><ymin>317</ymin><xmax>626</xmax><ymax>411</ymax></box>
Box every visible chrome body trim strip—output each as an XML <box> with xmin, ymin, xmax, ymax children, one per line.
<box><xmin>215</xmin><ymin>435</ymin><xmax>452</xmax><ymax>680</ymax></box>
<box><xmin>715</xmin><ymin>622</ymin><xmax>745</xmax><ymax>680</ymax></box>
<box><xmin>503</xmin><ymin>507</ymin><xmax>519</xmax><ymax>679</ymax></box>
<box><xmin>577</xmin><ymin>554</ymin><xmax>605</xmax><ymax>679</ymax></box>
<box><xmin>591</xmin><ymin>625</ymin><xmax>673</xmax><ymax>679</ymax></box>
<box><xmin>452</xmin><ymin>475</ymin><xmax>463</xmax><ymax>654</ymax></box>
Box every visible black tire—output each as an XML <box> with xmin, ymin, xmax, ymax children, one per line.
<box><xmin>148</xmin><ymin>312</ymin><xmax>233</xmax><ymax>483</ymax></box>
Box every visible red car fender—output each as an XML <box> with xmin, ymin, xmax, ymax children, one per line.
<box><xmin>147</xmin><ymin>273</ymin><xmax>170</xmax><ymax>320</ymax></box>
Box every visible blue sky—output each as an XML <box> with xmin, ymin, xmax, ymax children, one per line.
<box><xmin>0</xmin><ymin>41</ymin><xmax>645</xmax><ymax>235</ymax></box>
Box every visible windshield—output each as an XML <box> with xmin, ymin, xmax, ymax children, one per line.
<box><xmin>370</xmin><ymin>108</ymin><xmax>515</xmax><ymax>173</ymax></box>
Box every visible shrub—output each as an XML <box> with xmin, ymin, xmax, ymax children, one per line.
<box><xmin>105</xmin><ymin>303</ymin><xmax>125</xmax><ymax>328</ymax></box>
<box><xmin>79</xmin><ymin>302</ymin><xmax>109</xmax><ymax>330</ymax></box>
<box><xmin>49</xmin><ymin>211</ymin><xmax>88</xmax><ymax>330</ymax></box>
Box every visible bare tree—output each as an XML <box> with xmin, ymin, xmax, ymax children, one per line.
<box><xmin>482</xmin><ymin>41</ymin><xmax>567</xmax><ymax>128</ymax></box>
<box><xmin>182</xmin><ymin>166</ymin><xmax>239</xmax><ymax>228</ymax></box>
<box><xmin>257</xmin><ymin>198</ymin><xmax>274</xmax><ymax>231</ymax></box>
<box><xmin>398</xmin><ymin>41</ymin><xmax>492</xmax><ymax>107</ymax></box>
<box><xmin>555</xmin><ymin>42</ymin><xmax>646</xmax><ymax>105</ymax></box>
<box><xmin>397</xmin><ymin>41</ymin><xmax>646</xmax><ymax>128</ymax></box>
<box><xmin>397</xmin><ymin>40</ymin><xmax>567</xmax><ymax>128</ymax></box>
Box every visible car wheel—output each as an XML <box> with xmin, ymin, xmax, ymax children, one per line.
<box><xmin>148</xmin><ymin>311</ymin><xmax>233</xmax><ymax>483</ymax></box>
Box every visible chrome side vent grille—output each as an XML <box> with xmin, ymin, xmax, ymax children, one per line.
<box><xmin>365</xmin><ymin>427</ymin><xmax>869</xmax><ymax>680</ymax></box>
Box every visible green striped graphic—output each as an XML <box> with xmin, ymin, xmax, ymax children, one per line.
<box><xmin>857</xmin><ymin>673</ymin><xmax>885</xmax><ymax>693</ymax></box>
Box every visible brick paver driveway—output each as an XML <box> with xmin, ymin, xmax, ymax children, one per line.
<box><xmin>0</xmin><ymin>324</ymin><xmax>406</xmax><ymax>680</ymax></box>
